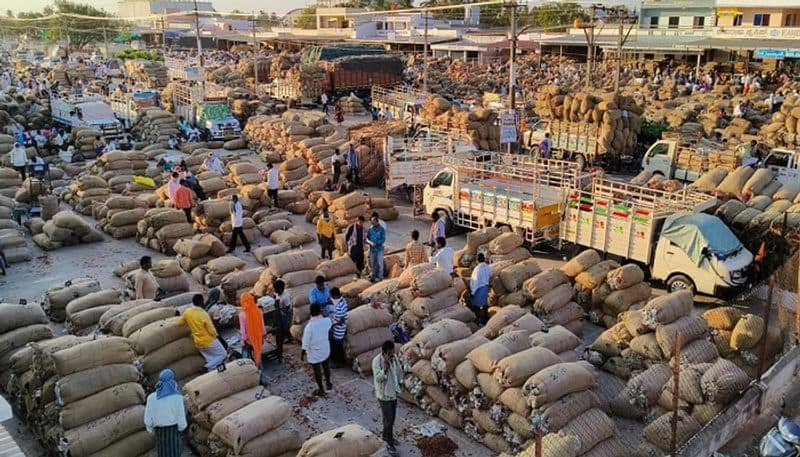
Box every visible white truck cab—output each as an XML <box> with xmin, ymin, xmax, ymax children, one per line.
<box><xmin>763</xmin><ymin>148</ymin><xmax>800</xmax><ymax>185</ymax></box>
<box><xmin>641</xmin><ymin>139</ymin><xmax>735</xmax><ymax>182</ymax></box>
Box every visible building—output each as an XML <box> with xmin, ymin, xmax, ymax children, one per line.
<box><xmin>715</xmin><ymin>0</ymin><xmax>800</xmax><ymax>29</ymax></box>
<box><xmin>640</xmin><ymin>0</ymin><xmax>717</xmax><ymax>30</ymax></box>
<box><xmin>118</xmin><ymin>0</ymin><xmax>214</xmax><ymax>26</ymax></box>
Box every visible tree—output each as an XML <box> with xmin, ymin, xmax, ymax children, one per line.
<box><xmin>295</xmin><ymin>6</ymin><xmax>317</xmax><ymax>29</ymax></box>
<box><xmin>523</xmin><ymin>2</ymin><xmax>588</xmax><ymax>31</ymax></box>
<box><xmin>48</xmin><ymin>1</ymin><xmax>129</xmax><ymax>48</ymax></box>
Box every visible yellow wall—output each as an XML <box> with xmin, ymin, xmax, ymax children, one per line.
<box><xmin>717</xmin><ymin>8</ymin><xmax>800</xmax><ymax>27</ymax></box>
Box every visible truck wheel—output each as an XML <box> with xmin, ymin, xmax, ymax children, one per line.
<box><xmin>652</xmin><ymin>170</ymin><xmax>664</xmax><ymax>177</ymax></box>
<box><xmin>666</xmin><ymin>274</ymin><xmax>695</xmax><ymax>294</ymax></box>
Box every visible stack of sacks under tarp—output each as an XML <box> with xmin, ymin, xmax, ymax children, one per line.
<box><xmin>63</xmin><ymin>175</ymin><xmax>110</xmax><ymax>215</ymax></box>
<box><xmin>32</xmin><ymin>211</ymin><xmax>104</xmax><ymax>251</ymax></box>
<box><xmin>50</xmin><ymin>337</ymin><xmax>154</xmax><ymax>456</ymax></box>
<box><xmin>41</xmin><ymin>277</ymin><xmax>102</xmax><ymax>322</ymax></box>
<box><xmin>183</xmin><ymin>359</ymin><xmax>303</xmax><ymax>457</ymax></box>
<box><xmin>63</xmin><ymin>289</ymin><xmax>122</xmax><ymax>335</ymax></box>
<box><xmin>136</xmin><ymin>208</ymin><xmax>195</xmax><ymax>255</ymax></box>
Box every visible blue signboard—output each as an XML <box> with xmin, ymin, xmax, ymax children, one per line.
<box><xmin>756</xmin><ymin>49</ymin><xmax>800</xmax><ymax>59</ymax></box>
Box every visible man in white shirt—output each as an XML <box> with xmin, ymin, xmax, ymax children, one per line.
<box><xmin>302</xmin><ymin>303</ymin><xmax>333</xmax><ymax>397</ymax></box>
<box><xmin>227</xmin><ymin>195</ymin><xmax>251</xmax><ymax>253</ymax></box>
<box><xmin>430</xmin><ymin>237</ymin><xmax>454</xmax><ymax>276</ymax></box>
<box><xmin>331</xmin><ymin>149</ymin><xmax>342</xmax><ymax>184</ymax></box>
<box><xmin>321</xmin><ymin>92</ymin><xmax>329</xmax><ymax>114</ymax></box>
<box><xmin>265</xmin><ymin>162</ymin><xmax>280</xmax><ymax>207</ymax></box>
<box><xmin>200</xmin><ymin>152</ymin><xmax>224</xmax><ymax>174</ymax></box>
<box><xmin>9</xmin><ymin>143</ymin><xmax>27</xmax><ymax>179</ymax></box>
<box><xmin>469</xmin><ymin>253</ymin><xmax>491</xmax><ymax>324</ymax></box>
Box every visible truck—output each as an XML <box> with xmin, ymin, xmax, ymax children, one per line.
<box><xmin>108</xmin><ymin>90</ymin><xmax>160</xmax><ymax>127</ymax></box>
<box><xmin>50</xmin><ymin>93</ymin><xmax>124</xmax><ymax>139</ymax></box>
<box><xmin>521</xmin><ymin>119</ymin><xmax>630</xmax><ymax>169</ymax></box>
<box><xmin>561</xmin><ymin>178</ymin><xmax>753</xmax><ymax>295</ymax></box>
<box><xmin>171</xmin><ymin>83</ymin><xmax>241</xmax><ymax>140</ymax></box>
<box><xmin>371</xmin><ymin>86</ymin><xmax>429</xmax><ymax>124</ymax></box>
<box><xmin>165</xmin><ymin>56</ymin><xmax>203</xmax><ymax>81</ymax></box>
<box><xmin>423</xmin><ymin>152</ymin><xmax>597</xmax><ymax>245</ymax></box>
<box><xmin>642</xmin><ymin>137</ymin><xmax>737</xmax><ymax>181</ymax></box>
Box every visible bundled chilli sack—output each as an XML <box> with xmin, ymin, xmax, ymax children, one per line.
<box><xmin>522</xmin><ymin>362</ymin><xmax>597</xmax><ymax>408</ymax></box>
<box><xmin>136</xmin><ymin>208</ymin><xmax>195</xmax><ymax>255</ymax></box>
<box><xmin>42</xmin><ymin>277</ymin><xmax>102</xmax><ymax>322</ymax></box>
<box><xmin>345</xmin><ymin>304</ymin><xmax>394</xmax><ymax>375</ymax></box>
<box><xmin>0</xmin><ymin>304</ymin><xmax>52</xmax><ymax>381</ymax></box>
<box><xmin>32</xmin><ymin>211</ymin><xmax>104</xmax><ymax>251</ymax></box>
<box><xmin>208</xmin><ymin>395</ymin><xmax>301</xmax><ymax>456</ymax></box>
<box><xmin>63</xmin><ymin>175</ymin><xmax>110</xmax><ymax>215</ymax></box>
<box><xmin>297</xmin><ymin>424</ymin><xmax>381</xmax><ymax>457</ymax></box>
<box><xmin>129</xmin><ymin>317</ymin><xmax>205</xmax><ymax>387</ymax></box>
<box><xmin>642</xmin><ymin>290</ymin><xmax>694</xmax><ymax>329</ymax></box>
<box><xmin>64</xmin><ymin>289</ymin><xmax>123</xmax><ymax>335</ymax></box>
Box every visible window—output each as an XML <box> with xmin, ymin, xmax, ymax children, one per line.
<box><xmin>786</xmin><ymin>14</ymin><xmax>795</xmax><ymax>26</ymax></box>
<box><xmin>649</xmin><ymin>143</ymin><xmax>670</xmax><ymax>156</ymax></box>
<box><xmin>668</xmin><ymin>16</ymin><xmax>679</xmax><ymax>28</ymax></box>
<box><xmin>733</xmin><ymin>14</ymin><xmax>743</xmax><ymax>26</ymax></box>
<box><xmin>376</xmin><ymin>22</ymin><xmax>383</xmax><ymax>30</ymax></box>
<box><xmin>693</xmin><ymin>16</ymin><xmax>705</xmax><ymax>28</ymax></box>
<box><xmin>754</xmin><ymin>13</ymin><xmax>770</xmax><ymax>26</ymax></box>
<box><xmin>765</xmin><ymin>152</ymin><xmax>789</xmax><ymax>168</ymax></box>
<box><xmin>650</xmin><ymin>16</ymin><xmax>659</xmax><ymax>28</ymax></box>
<box><xmin>430</xmin><ymin>171</ymin><xmax>453</xmax><ymax>187</ymax></box>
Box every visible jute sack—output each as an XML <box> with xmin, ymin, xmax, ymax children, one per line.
<box><xmin>607</xmin><ymin>264</ymin><xmax>645</xmax><ymax>290</ymax></box>
<box><xmin>196</xmin><ymin>233</ymin><xmax>227</xmax><ymax>257</ymax></box>
<box><xmin>122</xmin><ymin>308</ymin><xmax>178</xmax><ymax>338</ymax></box>
<box><xmin>468</xmin><ymin>330</ymin><xmax>531</xmax><ymax>373</ymax></box>
<box><xmin>438</xmin><ymin>408</ymin><xmax>463</xmax><ymax>429</ymax></box>
<box><xmin>59</xmin><ymin>382</ymin><xmax>145</xmax><ymax>430</ymax></box>
<box><xmin>0</xmin><ymin>303</ymin><xmax>48</xmax><ymax>334</ymax></box>
<box><xmin>529</xmin><ymin>326</ymin><xmax>581</xmax><ymax>354</ymax></box>
<box><xmin>643</xmin><ymin>411</ymin><xmax>700</xmax><ymax>451</ymax></box>
<box><xmin>52</xmin><ymin>337</ymin><xmax>135</xmax><ymax>376</ymax></box>
<box><xmin>642</xmin><ymin>290</ymin><xmax>693</xmax><ymax>328</ymax></box>
<box><xmin>575</xmin><ymin>260</ymin><xmax>620</xmax><ymax>291</ymax></box>
<box><xmin>206</xmin><ymin>255</ymin><xmax>246</xmax><ymax>275</ymax></box>
<box><xmin>280</xmin><ymin>269</ymin><xmax>319</xmax><ymax>288</ymax></box>
<box><xmin>63</xmin><ymin>404</ymin><xmax>145</xmax><ymax>457</ymax></box>
<box><xmin>64</xmin><ymin>289</ymin><xmax>122</xmax><ymax>315</ymax></box>
<box><xmin>482</xmin><ymin>305</ymin><xmax>528</xmax><ymax>339</ymax></box>
<box><xmin>561</xmin><ymin>249</ymin><xmax>601</xmax><ymax>277</ymax></box>
<box><xmin>199</xmin><ymin>386</ymin><xmax>270</xmax><ymax>429</ymax></box>
<box><xmin>582</xmin><ymin>437</ymin><xmax>626</xmax><ymax>457</ymax></box>
<box><xmin>700</xmin><ymin>358</ymin><xmax>750</xmax><ymax>404</ymax></box>
<box><xmin>495</xmin><ymin>346</ymin><xmax>561</xmax><ymax>387</ymax></box>
<box><xmin>624</xmin><ymin>364</ymin><xmax>672</xmax><ymax>408</ymax></box>
<box><xmin>471</xmin><ymin>406</ymin><xmax>501</xmax><ymax>433</ymax></box>
<box><xmin>534</xmin><ymin>283</ymin><xmax>573</xmax><ymax>314</ymax></box>
<box><xmin>500</xmin><ymin>313</ymin><xmax>545</xmax><ymax>336</ymax></box>
<box><xmin>86</xmin><ymin>430</ymin><xmax>154</xmax><ymax>457</ymax></box>
<box><xmin>316</xmin><ymin>256</ymin><xmax>358</xmax><ymax>279</ymax></box>
<box><xmin>500</xmin><ymin>387</ymin><xmax>530</xmax><ymax>417</ymax></box>
<box><xmin>409</xmin><ymin>287</ymin><xmax>458</xmax><ymax>317</ymax></box>
<box><xmin>730</xmin><ymin>314</ymin><xmax>764</xmax><ymax>350</ymax></box>
<box><xmin>523</xmin><ymin>362</ymin><xmax>596</xmax><ymax>407</ymax></box>
<box><xmin>531</xmin><ymin>390</ymin><xmax>602</xmax><ymax>434</ymax></box>
<box><xmin>523</xmin><ymin>269</ymin><xmax>569</xmax><ymax>300</ymax></box>
<box><xmin>184</xmin><ymin>359</ymin><xmax>259</xmax><ymax>410</ymax></box>
<box><xmin>488</xmin><ymin>232</ymin><xmax>524</xmax><ymax>255</ymax></box>
<box><xmin>411</xmin><ymin>269</ymin><xmax>452</xmax><ymax>297</ymax></box>
<box><xmin>129</xmin><ymin>317</ymin><xmax>190</xmax><ymax>354</ymax></box>
<box><xmin>431</xmin><ymin>334</ymin><xmax>488</xmax><ymax>375</ymax></box>
<box><xmin>397</xmin><ymin>263</ymin><xmax>435</xmax><ymax>288</ymax></box>
<box><xmin>534</xmin><ymin>432</ymin><xmax>581</xmax><ymax>457</ymax></box>
<box><xmin>56</xmin><ymin>363</ymin><xmax>141</xmax><ymax>405</ymax></box>
<box><xmin>11</xmin><ymin>334</ymin><xmax>79</xmax><ymax>375</ymax></box>
<box><xmin>670</xmin><ymin>339</ymin><xmax>718</xmax><ymax>366</ymax></box>
<box><xmin>454</xmin><ymin>359</ymin><xmax>478</xmax><ymax>390</ymax></box>
<box><xmin>411</xmin><ymin>360</ymin><xmax>438</xmax><ymax>385</ymax></box>
<box><xmin>44</xmin><ymin>277</ymin><xmax>101</xmax><ymax>311</ymax></box>
<box><xmin>716</xmin><ymin>166</ymin><xmax>755</xmax><ymax>195</ymax></box>
<box><xmin>587</xmin><ymin>324</ymin><xmax>627</xmax><ymax>358</ymax></box>
<box><xmin>557</xmin><ymin>408</ymin><xmax>615</xmax><ymax>455</ymax></box>
<box><xmin>235</xmin><ymin>428</ymin><xmax>302</xmax><ymax>457</ymax></box>
<box><xmin>655</xmin><ymin>315</ymin><xmax>708</xmax><ymax>358</ymax></box>
<box><xmin>411</xmin><ymin>318</ymin><xmax>471</xmax><ymax>358</ymax></box>
<box><xmin>603</xmin><ymin>282</ymin><xmax>652</xmax><ymax>315</ymax></box>
<box><xmin>500</xmin><ymin>259</ymin><xmax>542</xmax><ymax>292</ymax></box>
<box><xmin>345</xmin><ymin>327</ymin><xmax>393</xmax><ymax>357</ymax></box>
<box><xmin>297</xmin><ymin>424</ymin><xmax>382</xmax><ymax>457</ymax></box>
<box><xmin>66</xmin><ymin>305</ymin><xmax>114</xmax><ymax>333</ymax></box>
<box><xmin>267</xmin><ymin>250</ymin><xmax>320</xmax><ymax>277</ymax></box>
<box><xmin>466</xmin><ymin>226</ymin><xmax>502</xmax><ymax>250</ymax></box>
<box><xmin>211</xmin><ymin>395</ymin><xmax>291</xmax><ymax>454</ymax></box>
<box><xmin>0</xmin><ymin>325</ymin><xmax>53</xmax><ymax>368</ymax></box>
<box><xmin>347</xmin><ymin>305</ymin><xmax>393</xmax><ymax>335</ymax></box>
<box><xmin>102</xmin><ymin>300</ymin><xmax>179</xmax><ymax>336</ymax></box>
<box><xmin>628</xmin><ymin>333</ymin><xmax>663</xmax><ymax>360</ymax></box>
<box><xmin>663</xmin><ymin>363</ymin><xmax>710</xmax><ymax>405</ymax></box>
<box><xmin>691</xmin><ymin>402</ymin><xmax>724</xmax><ymax>426</ymax></box>
<box><xmin>141</xmin><ymin>337</ymin><xmax>198</xmax><ymax>375</ymax></box>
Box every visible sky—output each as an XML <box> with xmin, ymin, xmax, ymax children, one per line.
<box><xmin>5</xmin><ymin>0</ymin><xmax>310</xmax><ymax>16</ymax></box>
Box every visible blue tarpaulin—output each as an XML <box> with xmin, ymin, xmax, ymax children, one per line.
<box><xmin>661</xmin><ymin>213</ymin><xmax>743</xmax><ymax>265</ymax></box>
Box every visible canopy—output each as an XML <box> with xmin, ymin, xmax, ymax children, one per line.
<box><xmin>661</xmin><ymin>213</ymin><xmax>743</xmax><ymax>265</ymax></box>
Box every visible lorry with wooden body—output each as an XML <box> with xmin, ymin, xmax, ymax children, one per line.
<box><xmin>50</xmin><ymin>93</ymin><xmax>124</xmax><ymax>139</ymax></box>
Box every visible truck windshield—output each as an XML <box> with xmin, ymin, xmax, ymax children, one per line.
<box><xmin>765</xmin><ymin>153</ymin><xmax>790</xmax><ymax>168</ymax></box>
<box><xmin>649</xmin><ymin>143</ymin><xmax>670</xmax><ymax>156</ymax></box>
<box><xmin>431</xmin><ymin>171</ymin><xmax>453</xmax><ymax>187</ymax></box>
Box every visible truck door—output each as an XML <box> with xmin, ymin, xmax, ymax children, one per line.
<box><xmin>764</xmin><ymin>150</ymin><xmax>795</xmax><ymax>185</ymax></box>
<box><xmin>642</xmin><ymin>141</ymin><xmax>673</xmax><ymax>177</ymax></box>
<box><xmin>423</xmin><ymin>170</ymin><xmax>455</xmax><ymax>216</ymax></box>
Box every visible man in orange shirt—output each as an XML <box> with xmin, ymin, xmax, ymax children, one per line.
<box><xmin>173</xmin><ymin>180</ymin><xmax>195</xmax><ymax>223</ymax></box>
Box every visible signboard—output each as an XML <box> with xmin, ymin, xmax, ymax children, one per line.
<box><xmin>500</xmin><ymin>113</ymin><xmax>517</xmax><ymax>145</ymax></box>
<box><xmin>185</xmin><ymin>66</ymin><xmax>205</xmax><ymax>81</ymax></box>
<box><xmin>755</xmin><ymin>49</ymin><xmax>800</xmax><ymax>59</ymax></box>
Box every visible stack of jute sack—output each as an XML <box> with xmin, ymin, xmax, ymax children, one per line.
<box><xmin>70</xmin><ymin>127</ymin><xmax>103</xmax><ymax>160</ymax></box>
<box><xmin>258</xmin><ymin>250</ymin><xmax>321</xmax><ymax>340</ymax></box>
<box><xmin>227</xmin><ymin>161</ymin><xmax>262</xmax><ymax>187</ymax></box>
<box><xmin>328</xmin><ymin>192</ymin><xmax>368</xmax><ymax>229</ymax></box>
<box><xmin>13</xmin><ymin>176</ymin><xmax>51</xmax><ymax>208</ymax></box>
<box><xmin>32</xmin><ymin>211</ymin><xmax>104</xmax><ymax>251</ymax></box>
<box><xmin>174</xmin><ymin>234</ymin><xmax>227</xmax><ymax>273</ymax></box>
<box><xmin>297</xmin><ymin>424</ymin><xmax>382</xmax><ymax>457</ymax></box>
<box><xmin>194</xmin><ymin>170</ymin><xmax>228</xmax><ymax>197</ymax></box>
<box><xmin>150</xmin><ymin>258</ymin><xmax>191</xmax><ymax>295</ymax></box>
<box><xmin>132</xmin><ymin>108</ymin><xmax>179</xmax><ymax>144</ymax></box>
<box><xmin>47</xmin><ymin>337</ymin><xmax>154</xmax><ymax>457</ymax></box>
<box><xmin>279</xmin><ymin>62</ymin><xmax>327</xmax><ymax>99</ymax></box>
<box><xmin>88</xmin><ymin>150</ymin><xmax>149</xmax><ymax>184</ymax></box>
<box><xmin>760</xmin><ymin>92</ymin><xmax>800</xmax><ymax>148</ymax></box>
<box><xmin>280</xmin><ymin>157</ymin><xmax>312</xmax><ymax>191</ymax></box>
<box><xmin>339</xmin><ymin>94</ymin><xmax>367</xmax><ymax>114</ymax></box>
<box><xmin>367</xmin><ymin>196</ymin><xmax>399</xmax><ymax>222</ymax></box>
<box><xmin>41</xmin><ymin>277</ymin><xmax>102</xmax><ymax>322</ymax></box>
<box><xmin>0</xmin><ymin>226</ymin><xmax>32</xmax><ymax>265</ymax></box>
<box><xmin>221</xmin><ymin>267</ymin><xmax>265</xmax><ymax>305</ymax></box>
<box><xmin>243</xmin><ymin>111</ymin><xmax>326</xmax><ymax>156</ymax></box>
<box><xmin>128</xmin><ymin>315</ymin><xmax>205</xmax><ymax>387</ymax></box>
<box><xmin>453</xmin><ymin>226</ymin><xmax>506</xmax><ymax>277</ymax></box>
<box><xmin>702</xmin><ymin>306</ymin><xmax>784</xmax><ymax>378</ymax></box>
<box><xmin>192</xmin><ymin>198</ymin><xmax>234</xmax><ymax>234</ymax></box>
<box><xmin>95</xmin><ymin>196</ymin><xmax>148</xmax><ymax>239</ymax></box>
<box><xmin>522</xmin><ymin>268</ymin><xmax>584</xmax><ymax>337</ymax></box>
<box><xmin>124</xmin><ymin>59</ymin><xmax>168</xmax><ymax>87</ymax></box>
<box><xmin>183</xmin><ymin>359</ymin><xmax>303</xmax><ymax>457</ymax></box>
<box><xmin>63</xmin><ymin>174</ymin><xmax>110</xmax><ymax>215</ymax></box>
<box><xmin>346</xmin><ymin>303</ymin><xmax>395</xmax><ymax>375</ymax></box>
<box><xmin>191</xmin><ymin>255</ymin><xmax>246</xmax><ymax>288</ymax></box>
<box><xmin>420</xmin><ymin>96</ymin><xmax>501</xmax><ymax>151</ymax></box>
<box><xmin>0</xmin><ymin>303</ymin><xmax>53</xmax><ymax>388</ymax></box>
<box><xmin>0</xmin><ymin>166</ymin><xmax>22</xmax><ymax>198</ymax></box>
<box><xmin>136</xmin><ymin>208</ymin><xmax>195</xmax><ymax>255</ymax></box>
<box><xmin>64</xmin><ymin>289</ymin><xmax>123</xmax><ymax>335</ymax></box>
<box><xmin>394</xmin><ymin>264</ymin><xmax>474</xmax><ymax>336</ymax></box>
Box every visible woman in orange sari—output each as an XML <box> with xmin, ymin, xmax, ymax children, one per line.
<box><xmin>239</xmin><ymin>293</ymin><xmax>265</xmax><ymax>374</ymax></box>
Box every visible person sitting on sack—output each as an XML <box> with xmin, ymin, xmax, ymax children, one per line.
<box><xmin>178</xmin><ymin>294</ymin><xmax>227</xmax><ymax>371</ymax></box>
<box><xmin>133</xmin><ymin>256</ymin><xmax>159</xmax><ymax>300</ymax></box>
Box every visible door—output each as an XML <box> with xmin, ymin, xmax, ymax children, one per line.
<box><xmin>423</xmin><ymin>169</ymin><xmax>455</xmax><ymax>215</ymax></box>
<box><xmin>643</xmin><ymin>141</ymin><xmax>674</xmax><ymax>177</ymax></box>
<box><xmin>764</xmin><ymin>150</ymin><xmax>798</xmax><ymax>185</ymax></box>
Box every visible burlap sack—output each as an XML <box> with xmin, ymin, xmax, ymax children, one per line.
<box><xmin>317</xmin><ymin>256</ymin><xmax>358</xmax><ymax>279</ymax></box>
<box><xmin>438</xmin><ymin>407</ymin><xmax>464</xmax><ymax>429</ymax></box>
<box><xmin>236</xmin><ymin>428</ymin><xmax>302</xmax><ymax>457</ymax></box>
<box><xmin>642</xmin><ymin>290</ymin><xmax>693</xmax><ymax>328</ymax></box>
<box><xmin>44</xmin><ymin>277</ymin><xmax>101</xmax><ymax>312</ymax></box>
<box><xmin>499</xmin><ymin>313</ymin><xmax>545</xmax><ymax>337</ymax></box>
<box><xmin>430</xmin><ymin>334</ymin><xmax>488</xmax><ymax>375</ymax></box>
<box><xmin>411</xmin><ymin>269</ymin><xmax>452</xmax><ymax>297</ymax></box>
<box><xmin>0</xmin><ymin>324</ymin><xmax>53</xmax><ymax>364</ymax></box>
<box><xmin>543</xmin><ymin>302</ymin><xmax>585</xmax><ymax>326</ymax></box>
<box><xmin>643</xmin><ymin>411</ymin><xmax>700</xmax><ymax>451</ymax></box>
<box><xmin>471</xmin><ymin>406</ymin><xmax>501</xmax><ymax>433</ymax></box>
<box><xmin>411</xmin><ymin>359</ymin><xmax>438</xmax><ymax>386</ymax></box>
<box><xmin>561</xmin><ymin>249</ymin><xmax>601</xmax><ymax>277</ymax></box>
<box><xmin>297</xmin><ymin>424</ymin><xmax>382</xmax><ymax>457</ymax></box>
<box><xmin>607</xmin><ymin>264</ymin><xmax>645</xmax><ymax>290</ymax></box>
<box><xmin>63</xmin><ymin>405</ymin><xmax>145</xmax><ymax>457</ymax></box>
<box><xmin>531</xmin><ymin>390</ymin><xmax>602</xmax><ymax>434</ymax></box>
<box><xmin>397</xmin><ymin>263</ymin><xmax>435</xmax><ymax>288</ymax></box>
<box><xmin>499</xmin><ymin>259</ymin><xmax>542</xmax><ymax>292</ymax></box>
<box><xmin>716</xmin><ymin>166</ymin><xmax>755</xmax><ymax>195</ymax></box>
<box><xmin>535</xmin><ymin>432</ymin><xmax>581</xmax><ymax>457</ymax></box>
<box><xmin>129</xmin><ymin>317</ymin><xmax>190</xmax><ymax>355</ymax></box>
<box><xmin>534</xmin><ymin>283</ymin><xmax>574</xmax><ymax>314</ymax></box>
<box><xmin>670</xmin><ymin>339</ymin><xmax>718</xmax><ymax>366</ymax></box>
<box><xmin>468</xmin><ymin>330</ymin><xmax>531</xmax><ymax>373</ymax></box>
<box><xmin>575</xmin><ymin>260</ymin><xmax>620</xmax><ymax>291</ymax></box>
<box><xmin>454</xmin><ymin>359</ymin><xmax>478</xmax><ymax>390</ymax></box>
<box><xmin>691</xmin><ymin>401</ymin><xmax>723</xmax><ymax>425</ymax></box>
<box><xmin>628</xmin><ymin>333</ymin><xmax>663</xmax><ymax>360</ymax></box>
<box><xmin>700</xmin><ymin>358</ymin><xmax>750</xmax><ymax>404</ymax></box>
<box><xmin>141</xmin><ymin>337</ymin><xmax>198</xmax><ymax>375</ymax></box>
<box><xmin>267</xmin><ymin>250</ymin><xmax>320</xmax><ymax>277</ymax></box>
<box><xmin>52</xmin><ymin>337</ymin><xmax>135</xmax><ymax>376</ymax></box>
<box><xmin>174</xmin><ymin>239</ymin><xmax>212</xmax><ymax>258</ymax></box>
<box><xmin>603</xmin><ymin>282</ymin><xmax>652</xmax><ymax>315</ymax></box>
<box><xmin>198</xmin><ymin>385</ymin><xmax>270</xmax><ymax>429</ymax></box>
<box><xmin>66</xmin><ymin>305</ymin><xmax>114</xmax><ymax>333</ymax></box>
<box><xmin>495</xmin><ymin>346</ymin><xmax>561</xmax><ymax>387</ymax></box>
<box><xmin>625</xmin><ymin>364</ymin><xmax>672</xmax><ymax>408</ymax></box>
<box><xmin>742</xmin><ymin>168</ymin><xmax>774</xmax><ymax>195</ymax></box>
<box><xmin>557</xmin><ymin>408</ymin><xmax>615</xmax><ymax>455</ymax></box>
<box><xmin>358</xmin><ymin>278</ymin><xmax>401</xmax><ymax>304</ymax></box>
<box><xmin>730</xmin><ymin>314</ymin><xmax>764</xmax><ymax>350</ymax></box>
<box><xmin>523</xmin><ymin>269</ymin><xmax>569</xmax><ymax>300</ymax></box>
<box><xmin>122</xmin><ymin>308</ymin><xmax>178</xmax><ymax>338</ymax></box>
<box><xmin>482</xmin><ymin>305</ymin><xmax>528</xmax><ymax>339</ymax></box>
<box><xmin>523</xmin><ymin>362</ymin><xmax>596</xmax><ymax>407</ymax></box>
<box><xmin>588</xmin><ymin>323</ymin><xmax>629</xmax><ymax>359</ymax></box>
<box><xmin>488</xmin><ymin>232</ymin><xmax>524</xmax><ymax>255</ymax></box>
<box><xmin>655</xmin><ymin>315</ymin><xmax>708</xmax><ymax>358</ymax></box>
<box><xmin>91</xmin><ymin>430</ymin><xmax>154</xmax><ymax>457</ymax></box>
<box><xmin>345</xmin><ymin>327</ymin><xmax>393</xmax><ymax>357</ymax></box>
<box><xmin>411</xmin><ymin>319</ymin><xmax>471</xmax><ymax>358</ymax></box>
<box><xmin>466</xmin><ymin>226</ymin><xmax>502</xmax><ymax>250</ymax></box>
<box><xmin>663</xmin><ymin>363</ymin><xmax>710</xmax><ymax>405</ymax></box>
<box><xmin>207</xmin><ymin>256</ymin><xmax>246</xmax><ymax>275</ymax></box>
<box><xmin>64</xmin><ymin>289</ymin><xmax>122</xmax><ymax>315</ymax></box>
<box><xmin>56</xmin><ymin>363</ymin><xmax>141</xmax><ymax>405</ymax></box>
<box><xmin>529</xmin><ymin>326</ymin><xmax>581</xmax><ymax>354</ymax></box>
<box><xmin>212</xmin><ymin>395</ymin><xmax>291</xmax><ymax>453</ymax></box>
<box><xmin>0</xmin><ymin>303</ymin><xmax>48</xmax><ymax>334</ymax></box>
<box><xmin>409</xmin><ymin>287</ymin><xmax>458</xmax><ymax>317</ymax></box>
<box><xmin>184</xmin><ymin>359</ymin><xmax>260</xmax><ymax>410</ymax></box>
<box><xmin>59</xmin><ymin>382</ymin><xmax>145</xmax><ymax>430</ymax></box>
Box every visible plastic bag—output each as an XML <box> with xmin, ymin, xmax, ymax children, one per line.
<box><xmin>779</xmin><ymin>418</ymin><xmax>800</xmax><ymax>445</ymax></box>
<box><xmin>759</xmin><ymin>428</ymin><xmax>797</xmax><ymax>457</ymax></box>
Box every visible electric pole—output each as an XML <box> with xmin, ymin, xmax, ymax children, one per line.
<box><xmin>161</xmin><ymin>10</ymin><xmax>166</xmax><ymax>54</ymax></box>
<box><xmin>507</xmin><ymin>1</ymin><xmax>518</xmax><ymax>154</ymax></box>
<box><xmin>614</xmin><ymin>6</ymin><xmax>635</xmax><ymax>93</ymax></box>
<box><xmin>252</xmin><ymin>11</ymin><xmax>259</xmax><ymax>93</ymax></box>
<box><xmin>423</xmin><ymin>9</ymin><xmax>429</xmax><ymax>93</ymax></box>
<box><xmin>193</xmin><ymin>0</ymin><xmax>203</xmax><ymax>67</ymax></box>
<box><xmin>103</xmin><ymin>26</ymin><xmax>109</xmax><ymax>60</ymax></box>
<box><xmin>584</xmin><ymin>4</ymin><xmax>597</xmax><ymax>89</ymax></box>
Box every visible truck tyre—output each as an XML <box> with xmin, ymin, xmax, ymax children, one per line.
<box><xmin>666</xmin><ymin>274</ymin><xmax>695</xmax><ymax>294</ymax></box>
<box><xmin>652</xmin><ymin>170</ymin><xmax>664</xmax><ymax>177</ymax></box>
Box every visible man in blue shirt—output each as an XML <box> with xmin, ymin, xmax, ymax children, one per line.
<box><xmin>308</xmin><ymin>276</ymin><xmax>331</xmax><ymax>315</ymax></box>
<box><xmin>366</xmin><ymin>215</ymin><xmax>386</xmax><ymax>282</ymax></box>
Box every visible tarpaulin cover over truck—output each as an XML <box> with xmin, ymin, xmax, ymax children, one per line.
<box><xmin>661</xmin><ymin>213</ymin><xmax>743</xmax><ymax>265</ymax></box>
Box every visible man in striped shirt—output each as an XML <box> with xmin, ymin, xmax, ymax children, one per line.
<box><xmin>329</xmin><ymin>287</ymin><xmax>348</xmax><ymax>366</ymax></box>
<box><xmin>404</xmin><ymin>229</ymin><xmax>428</xmax><ymax>269</ymax></box>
